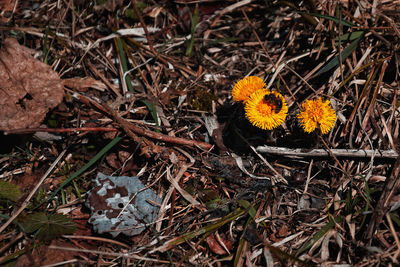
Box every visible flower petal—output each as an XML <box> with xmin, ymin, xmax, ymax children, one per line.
<box><xmin>232</xmin><ymin>76</ymin><xmax>266</xmax><ymax>103</ymax></box>
<box><xmin>244</xmin><ymin>89</ymin><xmax>288</xmax><ymax>130</ymax></box>
<box><xmin>297</xmin><ymin>98</ymin><xmax>336</xmax><ymax>134</ymax></box>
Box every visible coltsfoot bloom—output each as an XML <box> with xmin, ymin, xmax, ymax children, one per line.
<box><xmin>232</xmin><ymin>76</ymin><xmax>266</xmax><ymax>103</ymax></box>
<box><xmin>244</xmin><ymin>89</ymin><xmax>288</xmax><ymax>130</ymax></box>
<box><xmin>297</xmin><ymin>98</ymin><xmax>336</xmax><ymax>134</ymax></box>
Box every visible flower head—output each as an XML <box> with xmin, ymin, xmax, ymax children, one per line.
<box><xmin>232</xmin><ymin>76</ymin><xmax>266</xmax><ymax>103</ymax></box>
<box><xmin>297</xmin><ymin>98</ymin><xmax>336</xmax><ymax>134</ymax></box>
<box><xmin>244</xmin><ymin>89</ymin><xmax>288</xmax><ymax>130</ymax></box>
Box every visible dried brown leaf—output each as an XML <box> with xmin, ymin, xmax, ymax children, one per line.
<box><xmin>206</xmin><ymin>234</ymin><xmax>232</xmax><ymax>255</ymax></box>
<box><xmin>16</xmin><ymin>240</ymin><xmax>78</xmax><ymax>266</ymax></box>
<box><xmin>0</xmin><ymin>0</ymin><xmax>17</xmax><ymax>23</ymax></box>
<box><xmin>0</xmin><ymin>38</ymin><xmax>64</xmax><ymax>131</ymax></box>
<box><xmin>63</xmin><ymin>77</ymin><xmax>107</xmax><ymax>92</ymax></box>
<box><xmin>106</xmin><ymin>153</ymin><xmax>121</xmax><ymax>169</ymax></box>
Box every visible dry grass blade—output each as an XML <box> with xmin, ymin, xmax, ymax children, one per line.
<box><xmin>152</xmin><ymin>206</ymin><xmax>249</xmax><ymax>253</ymax></box>
<box><xmin>166</xmin><ymin>166</ymin><xmax>202</xmax><ymax>207</ymax></box>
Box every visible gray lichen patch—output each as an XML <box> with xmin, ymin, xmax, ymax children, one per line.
<box><xmin>86</xmin><ymin>173</ymin><xmax>161</xmax><ymax>237</ymax></box>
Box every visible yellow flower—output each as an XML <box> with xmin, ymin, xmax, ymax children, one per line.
<box><xmin>232</xmin><ymin>76</ymin><xmax>266</xmax><ymax>103</ymax></box>
<box><xmin>297</xmin><ymin>98</ymin><xmax>336</xmax><ymax>134</ymax></box>
<box><xmin>244</xmin><ymin>89</ymin><xmax>288</xmax><ymax>130</ymax></box>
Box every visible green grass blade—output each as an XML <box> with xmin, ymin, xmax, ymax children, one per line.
<box><xmin>115</xmin><ymin>37</ymin><xmax>134</xmax><ymax>92</ymax></box>
<box><xmin>117</xmin><ymin>39</ymin><xmax>158</xmax><ymax>125</ymax></box>
<box><xmin>233</xmin><ymin>234</ymin><xmax>248</xmax><ymax>266</ymax></box>
<box><xmin>390</xmin><ymin>213</ymin><xmax>400</xmax><ymax>227</ymax></box>
<box><xmin>236</xmin><ymin>200</ymin><xmax>314</xmax><ymax>266</ymax></box>
<box><xmin>185</xmin><ymin>6</ymin><xmax>199</xmax><ymax>57</ymax></box>
<box><xmin>158</xmin><ymin>207</ymin><xmax>248</xmax><ymax>251</ymax></box>
<box><xmin>61</xmin><ymin>189</ymin><xmax>66</xmax><ymax>205</ymax></box>
<box><xmin>36</xmin><ymin>136</ymin><xmax>122</xmax><ymax>208</ymax></box>
<box><xmin>238</xmin><ymin>199</ymin><xmax>257</xmax><ymax>218</ymax></box>
<box><xmin>268</xmin><ymin>245</ymin><xmax>316</xmax><ymax>267</ymax></box>
<box><xmin>331</xmin><ymin>60</ymin><xmax>377</xmax><ymax>96</ymax></box>
<box><xmin>0</xmin><ymin>248</ymin><xmax>27</xmax><ymax>265</ymax></box>
<box><xmin>334</xmin><ymin>31</ymin><xmax>364</xmax><ymax>43</ymax></box>
<box><xmin>72</xmin><ymin>180</ymin><xmax>82</xmax><ymax>199</ymax></box>
<box><xmin>296</xmin><ymin>216</ymin><xmax>342</xmax><ymax>256</ymax></box>
<box><xmin>234</xmin><ymin>201</ymin><xmax>256</xmax><ymax>266</ymax></box>
<box><xmin>359</xmin><ymin>178</ymin><xmax>371</xmax><ymax>229</ymax></box>
<box><xmin>140</xmin><ymin>99</ymin><xmax>159</xmax><ymax>127</ymax></box>
<box><xmin>0</xmin><ymin>213</ymin><xmax>24</xmax><ymax>231</ymax></box>
<box><xmin>207</xmin><ymin>37</ymin><xmax>237</xmax><ymax>45</ymax></box>
<box><xmin>315</xmin><ymin>35</ymin><xmax>362</xmax><ymax>77</ymax></box>
<box><xmin>299</xmin><ymin>11</ymin><xmax>357</xmax><ymax>27</ymax></box>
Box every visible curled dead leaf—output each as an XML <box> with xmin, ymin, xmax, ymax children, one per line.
<box><xmin>0</xmin><ymin>0</ymin><xmax>17</xmax><ymax>23</ymax></box>
<box><xmin>0</xmin><ymin>38</ymin><xmax>64</xmax><ymax>131</ymax></box>
<box><xmin>206</xmin><ymin>234</ymin><xmax>232</xmax><ymax>255</ymax></box>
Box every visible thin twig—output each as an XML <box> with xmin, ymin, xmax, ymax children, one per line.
<box><xmin>48</xmin><ymin>245</ymin><xmax>179</xmax><ymax>263</ymax></box>
<box><xmin>5</xmin><ymin>127</ymin><xmax>117</xmax><ymax>135</ymax></box>
<box><xmin>385</xmin><ymin>213</ymin><xmax>400</xmax><ymax>260</ymax></box>
<box><xmin>74</xmin><ymin>93</ymin><xmax>213</xmax><ymax>150</ymax></box>
<box><xmin>62</xmin><ymin>235</ymin><xmax>130</xmax><ymax>248</ymax></box>
<box><xmin>102</xmin><ymin>102</ymin><xmax>144</xmax><ymax>145</ymax></box>
<box><xmin>256</xmin><ymin>145</ymin><xmax>398</xmax><ymax>159</ymax></box>
<box><xmin>366</xmin><ymin>156</ymin><xmax>400</xmax><ymax>241</ymax></box>
<box><xmin>249</xmin><ymin>146</ymin><xmax>288</xmax><ymax>184</ymax></box>
<box><xmin>303</xmin><ymin>160</ymin><xmax>314</xmax><ymax>194</ymax></box>
<box><xmin>131</xmin><ymin>0</ymin><xmax>156</xmax><ymax>55</ymax></box>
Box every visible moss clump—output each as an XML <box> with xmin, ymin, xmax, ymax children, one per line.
<box><xmin>190</xmin><ymin>89</ymin><xmax>218</xmax><ymax>112</ymax></box>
